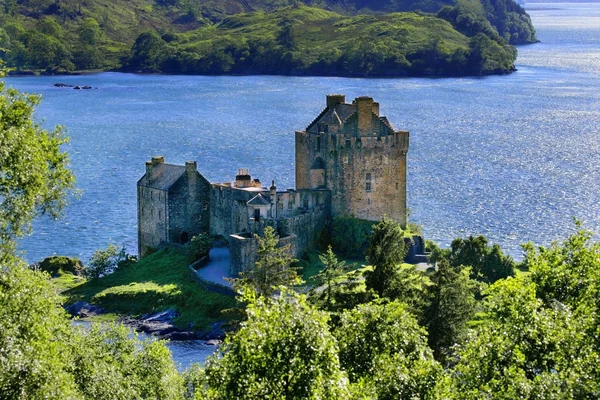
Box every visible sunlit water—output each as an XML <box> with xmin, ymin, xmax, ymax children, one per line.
<box><xmin>8</xmin><ymin>3</ymin><xmax>600</xmax><ymax>262</ymax></box>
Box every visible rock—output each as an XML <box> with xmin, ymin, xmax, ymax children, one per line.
<box><xmin>205</xmin><ymin>339</ymin><xmax>221</xmax><ymax>346</ymax></box>
<box><xmin>65</xmin><ymin>301</ymin><xmax>104</xmax><ymax>318</ymax></box>
<box><xmin>142</xmin><ymin>309</ymin><xmax>178</xmax><ymax>323</ymax></box>
<box><xmin>81</xmin><ymin>85</ymin><xmax>92</xmax><ymax>89</ymax></box>
<box><xmin>54</xmin><ymin>83</ymin><xmax>74</xmax><ymax>88</ymax></box>
<box><xmin>164</xmin><ymin>331</ymin><xmax>198</xmax><ymax>341</ymax></box>
<box><xmin>199</xmin><ymin>322</ymin><xmax>226</xmax><ymax>340</ymax></box>
<box><xmin>73</xmin><ymin>86</ymin><xmax>81</xmax><ymax>90</ymax></box>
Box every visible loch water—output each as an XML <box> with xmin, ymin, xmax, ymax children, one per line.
<box><xmin>8</xmin><ymin>3</ymin><xmax>600</xmax><ymax>262</ymax></box>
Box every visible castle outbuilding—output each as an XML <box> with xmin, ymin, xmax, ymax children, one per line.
<box><xmin>137</xmin><ymin>95</ymin><xmax>410</xmax><ymax>273</ymax></box>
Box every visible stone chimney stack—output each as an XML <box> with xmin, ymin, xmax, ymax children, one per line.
<box><xmin>185</xmin><ymin>161</ymin><xmax>197</xmax><ymax>174</ymax></box>
<box><xmin>327</xmin><ymin>94</ymin><xmax>346</xmax><ymax>108</ymax></box>
<box><xmin>146</xmin><ymin>156</ymin><xmax>165</xmax><ymax>179</ymax></box>
<box><xmin>372</xmin><ymin>101</ymin><xmax>380</xmax><ymax>116</ymax></box>
<box><xmin>355</xmin><ymin>96</ymin><xmax>375</xmax><ymax>135</ymax></box>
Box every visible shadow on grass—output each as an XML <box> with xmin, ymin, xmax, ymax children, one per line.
<box><xmin>65</xmin><ymin>247</ymin><xmax>237</xmax><ymax>330</ymax></box>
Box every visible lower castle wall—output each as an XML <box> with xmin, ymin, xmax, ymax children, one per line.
<box><xmin>230</xmin><ymin>233</ymin><xmax>297</xmax><ymax>276</ymax></box>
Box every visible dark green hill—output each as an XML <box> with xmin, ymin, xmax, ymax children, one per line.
<box><xmin>0</xmin><ymin>0</ymin><xmax>535</xmax><ymax>76</ymax></box>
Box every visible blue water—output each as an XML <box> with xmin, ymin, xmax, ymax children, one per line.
<box><xmin>7</xmin><ymin>3</ymin><xmax>600</xmax><ymax>263</ymax></box>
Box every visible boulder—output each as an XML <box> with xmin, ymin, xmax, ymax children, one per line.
<box><xmin>65</xmin><ymin>301</ymin><xmax>104</xmax><ymax>318</ymax></box>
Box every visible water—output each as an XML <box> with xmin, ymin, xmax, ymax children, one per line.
<box><xmin>7</xmin><ymin>3</ymin><xmax>600</xmax><ymax>262</ymax></box>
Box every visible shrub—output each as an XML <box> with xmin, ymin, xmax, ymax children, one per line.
<box><xmin>330</xmin><ymin>216</ymin><xmax>375</xmax><ymax>258</ymax></box>
<box><xmin>38</xmin><ymin>256</ymin><xmax>84</xmax><ymax>276</ymax></box>
<box><xmin>85</xmin><ymin>244</ymin><xmax>126</xmax><ymax>280</ymax></box>
<box><xmin>186</xmin><ymin>233</ymin><xmax>212</xmax><ymax>264</ymax></box>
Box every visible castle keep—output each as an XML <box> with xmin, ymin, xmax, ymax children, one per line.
<box><xmin>138</xmin><ymin>95</ymin><xmax>410</xmax><ymax>273</ymax></box>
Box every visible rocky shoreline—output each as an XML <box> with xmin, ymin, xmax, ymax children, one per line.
<box><xmin>65</xmin><ymin>301</ymin><xmax>225</xmax><ymax>343</ymax></box>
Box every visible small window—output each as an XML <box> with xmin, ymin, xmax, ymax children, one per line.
<box><xmin>150</xmin><ymin>191</ymin><xmax>153</xmax><ymax>200</ymax></box>
<box><xmin>254</xmin><ymin>208</ymin><xmax>261</xmax><ymax>221</ymax></box>
<box><xmin>366</xmin><ymin>173</ymin><xmax>372</xmax><ymax>192</ymax></box>
<box><xmin>366</xmin><ymin>173</ymin><xmax>372</xmax><ymax>181</ymax></box>
<box><xmin>151</xmin><ymin>209</ymin><xmax>154</xmax><ymax>217</ymax></box>
<box><xmin>396</xmin><ymin>182</ymin><xmax>399</xmax><ymax>190</ymax></box>
<box><xmin>158</xmin><ymin>210</ymin><xmax>162</xmax><ymax>220</ymax></box>
<box><xmin>317</xmin><ymin>136</ymin><xmax>321</xmax><ymax>151</ymax></box>
<box><xmin>288</xmin><ymin>202</ymin><xmax>293</xmax><ymax>210</ymax></box>
<box><xmin>366</xmin><ymin>182</ymin><xmax>372</xmax><ymax>192</ymax></box>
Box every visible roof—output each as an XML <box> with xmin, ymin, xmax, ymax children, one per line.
<box><xmin>247</xmin><ymin>193</ymin><xmax>271</xmax><ymax>207</ymax></box>
<box><xmin>139</xmin><ymin>163</ymin><xmax>186</xmax><ymax>190</ymax></box>
<box><xmin>306</xmin><ymin>101</ymin><xmax>395</xmax><ymax>135</ymax></box>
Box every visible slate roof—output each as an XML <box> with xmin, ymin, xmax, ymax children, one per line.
<box><xmin>307</xmin><ymin>102</ymin><xmax>395</xmax><ymax>135</ymax></box>
<box><xmin>247</xmin><ymin>193</ymin><xmax>271</xmax><ymax>206</ymax></box>
<box><xmin>139</xmin><ymin>163</ymin><xmax>186</xmax><ymax>191</ymax></box>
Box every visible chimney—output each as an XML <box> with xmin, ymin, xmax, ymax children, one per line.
<box><xmin>151</xmin><ymin>156</ymin><xmax>164</xmax><ymax>166</ymax></box>
<box><xmin>185</xmin><ymin>161</ymin><xmax>197</xmax><ymax>173</ymax></box>
<box><xmin>355</xmin><ymin>96</ymin><xmax>374</xmax><ymax>135</ymax></box>
<box><xmin>326</xmin><ymin>94</ymin><xmax>346</xmax><ymax>108</ymax></box>
<box><xmin>372</xmin><ymin>102</ymin><xmax>380</xmax><ymax>116</ymax></box>
<box><xmin>145</xmin><ymin>161</ymin><xmax>153</xmax><ymax>178</ymax></box>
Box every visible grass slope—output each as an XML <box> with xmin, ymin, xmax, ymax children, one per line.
<box><xmin>65</xmin><ymin>248</ymin><xmax>237</xmax><ymax>330</ymax></box>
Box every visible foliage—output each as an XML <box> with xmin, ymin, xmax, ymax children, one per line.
<box><xmin>38</xmin><ymin>255</ymin><xmax>84</xmax><ymax>276</ymax></box>
<box><xmin>430</xmin><ymin>234</ymin><xmax>515</xmax><ymax>283</ymax></box>
<box><xmin>85</xmin><ymin>244</ymin><xmax>127</xmax><ymax>279</ymax></box>
<box><xmin>231</xmin><ymin>226</ymin><xmax>300</xmax><ymax>298</ymax></box>
<box><xmin>364</xmin><ymin>218</ymin><xmax>408</xmax><ymax>297</ymax></box>
<box><xmin>186</xmin><ymin>232</ymin><xmax>212</xmax><ymax>264</ymax></box>
<box><xmin>0</xmin><ymin>258</ymin><xmax>79</xmax><ymax>399</ymax></box>
<box><xmin>0</xmin><ymin>0</ymin><xmax>527</xmax><ymax>76</ymax></box>
<box><xmin>67</xmin><ymin>247</ymin><xmax>237</xmax><ymax>330</ymax></box>
<box><xmin>422</xmin><ymin>260</ymin><xmax>477</xmax><ymax>362</ymax></box>
<box><xmin>331</xmin><ymin>216</ymin><xmax>374</xmax><ymax>258</ymax></box>
<box><xmin>312</xmin><ymin>245</ymin><xmax>349</xmax><ymax>308</ymax></box>
<box><xmin>334</xmin><ymin>300</ymin><xmax>442</xmax><ymax>398</ymax></box>
<box><xmin>201</xmin><ymin>288</ymin><xmax>349</xmax><ymax>399</ymax></box>
<box><xmin>0</xmin><ymin>66</ymin><xmax>74</xmax><ymax>257</ymax></box>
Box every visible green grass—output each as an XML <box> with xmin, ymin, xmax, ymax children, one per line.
<box><xmin>65</xmin><ymin>248</ymin><xmax>237</xmax><ymax>330</ymax></box>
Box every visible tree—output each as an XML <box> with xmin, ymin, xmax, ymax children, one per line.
<box><xmin>364</xmin><ymin>218</ymin><xmax>408</xmax><ymax>297</ymax></box>
<box><xmin>333</xmin><ymin>300</ymin><xmax>441</xmax><ymax>398</ymax></box>
<box><xmin>127</xmin><ymin>31</ymin><xmax>167</xmax><ymax>72</ymax></box>
<box><xmin>85</xmin><ymin>244</ymin><xmax>126</xmax><ymax>279</ymax></box>
<box><xmin>312</xmin><ymin>245</ymin><xmax>348</xmax><ymax>309</ymax></box>
<box><xmin>0</xmin><ymin>66</ymin><xmax>74</xmax><ymax>259</ymax></box>
<box><xmin>201</xmin><ymin>289</ymin><xmax>349</xmax><ymax>399</ymax></box>
<box><xmin>232</xmin><ymin>226</ymin><xmax>300</xmax><ymax>298</ymax></box>
<box><xmin>422</xmin><ymin>260</ymin><xmax>477</xmax><ymax>362</ymax></box>
<box><xmin>186</xmin><ymin>232</ymin><xmax>211</xmax><ymax>263</ymax></box>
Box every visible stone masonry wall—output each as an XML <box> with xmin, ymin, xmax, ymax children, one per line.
<box><xmin>229</xmin><ymin>233</ymin><xmax>297</xmax><ymax>276</ymax></box>
<box><xmin>138</xmin><ymin>186</ymin><xmax>168</xmax><ymax>256</ymax></box>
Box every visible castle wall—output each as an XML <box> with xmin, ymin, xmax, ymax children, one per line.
<box><xmin>138</xmin><ymin>186</ymin><xmax>168</xmax><ymax>256</ymax></box>
<box><xmin>230</xmin><ymin>233</ymin><xmax>297</xmax><ymax>276</ymax></box>
<box><xmin>279</xmin><ymin>202</ymin><xmax>330</xmax><ymax>257</ymax></box>
<box><xmin>209</xmin><ymin>185</ymin><xmax>256</xmax><ymax>238</ymax></box>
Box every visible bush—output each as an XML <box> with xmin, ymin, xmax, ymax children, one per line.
<box><xmin>186</xmin><ymin>233</ymin><xmax>212</xmax><ymax>264</ymax></box>
<box><xmin>330</xmin><ymin>216</ymin><xmax>375</xmax><ymax>258</ymax></box>
<box><xmin>38</xmin><ymin>256</ymin><xmax>84</xmax><ymax>276</ymax></box>
<box><xmin>85</xmin><ymin>244</ymin><xmax>126</xmax><ymax>279</ymax></box>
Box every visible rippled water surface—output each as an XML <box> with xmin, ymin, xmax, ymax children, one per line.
<box><xmin>8</xmin><ymin>3</ymin><xmax>600</xmax><ymax>261</ymax></box>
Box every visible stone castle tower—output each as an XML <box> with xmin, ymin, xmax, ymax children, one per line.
<box><xmin>295</xmin><ymin>95</ymin><xmax>410</xmax><ymax>226</ymax></box>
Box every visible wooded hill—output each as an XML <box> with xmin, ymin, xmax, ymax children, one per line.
<box><xmin>0</xmin><ymin>0</ymin><xmax>537</xmax><ymax>76</ymax></box>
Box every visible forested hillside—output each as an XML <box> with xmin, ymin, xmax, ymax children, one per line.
<box><xmin>0</xmin><ymin>0</ymin><xmax>536</xmax><ymax>76</ymax></box>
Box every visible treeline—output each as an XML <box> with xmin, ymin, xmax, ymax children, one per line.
<box><xmin>0</xmin><ymin>0</ymin><xmax>530</xmax><ymax>76</ymax></box>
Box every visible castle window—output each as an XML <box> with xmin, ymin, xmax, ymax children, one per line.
<box><xmin>317</xmin><ymin>136</ymin><xmax>321</xmax><ymax>152</ymax></box>
<box><xmin>288</xmin><ymin>201</ymin><xmax>293</xmax><ymax>210</ymax></box>
<box><xmin>151</xmin><ymin>209</ymin><xmax>154</xmax><ymax>217</ymax></box>
<box><xmin>366</xmin><ymin>173</ymin><xmax>372</xmax><ymax>192</ymax></box>
<box><xmin>158</xmin><ymin>210</ymin><xmax>162</xmax><ymax>220</ymax></box>
<box><xmin>150</xmin><ymin>191</ymin><xmax>153</xmax><ymax>200</ymax></box>
<box><xmin>366</xmin><ymin>182</ymin><xmax>372</xmax><ymax>192</ymax></box>
<box><xmin>396</xmin><ymin>182</ymin><xmax>399</xmax><ymax>190</ymax></box>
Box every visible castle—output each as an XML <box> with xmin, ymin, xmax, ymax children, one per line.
<box><xmin>137</xmin><ymin>95</ymin><xmax>410</xmax><ymax>273</ymax></box>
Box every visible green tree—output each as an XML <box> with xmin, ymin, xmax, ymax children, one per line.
<box><xmin>333</xmin><ymin>300</ymin><xmax>441</xmax><ymax>397</ymax></box>
<box><xmin>364</xmin><ymin>218</ymin><xmax>408</xmax><ymax>297</ymax></box>
<box><xmin>85</xmin><ymin>243</ymin><xmax>126</xmax><ymax>279</ymax></box>
<box><xmin>202</xmin><ymin>289</ymin><xmax>349</xmax><ymax>399</ymax></box>
<box><xmin>313</xmin><ymin>245</ymin><xmax>348</xmax><ymax>308</ymax></box>
<box><xmin>0</xmin><ymin>66</ymin><xmax>74</xmax><ymax>259</ymax></box>
<box><xmin>422</xmin><ymin>260</ymin><xmax>477</xmax><ymax>362</ymax></box>
<box><xmin>127</xmin><ymin>31</ymin><xmax>167</xmax><ymax>72</ymax></box>
<box><xmin>186</xmin><ymin>232</ymin><xmax>211</xmax><ymax>263</ymax></box>
<box><xmin>232</xmin><ymin>226</ymin><xmax>300</xmax><ymax>298</ymax></box>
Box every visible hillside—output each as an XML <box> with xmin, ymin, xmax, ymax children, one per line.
<box><xmin>0</xmin><ymin>0</ymin><xmax>535</xmax><ymax>76</ymax></box>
